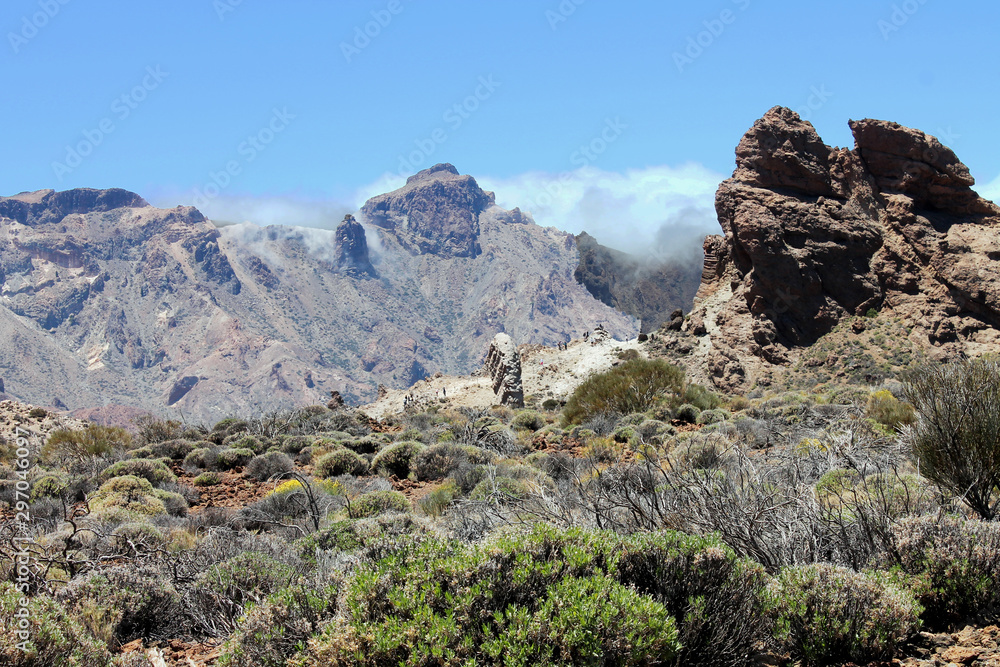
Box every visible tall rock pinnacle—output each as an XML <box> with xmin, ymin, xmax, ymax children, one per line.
<box><xmin>334</xmin><ymin>214</ymin><xmax>376</xmax><ymax>277</ymax></box>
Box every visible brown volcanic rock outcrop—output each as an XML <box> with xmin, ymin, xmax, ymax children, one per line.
<box><xmin>687</xmin><ymin>106</ymin><xmax>1000</xmax><ymax>391</ymax></box>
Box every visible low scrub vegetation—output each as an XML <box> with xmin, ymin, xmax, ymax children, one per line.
<box><xmin>3</xmin><ymin>359</ymin><xmax>1000</xmax><ymax>665</ymax></box>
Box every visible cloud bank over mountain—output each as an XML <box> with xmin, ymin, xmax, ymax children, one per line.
<box><xmin>478</xmin><ymin>164</ymin><xmax>723</xmax><ymax>261</ymax></box>
<box><xmin>150</xmin><ymin>164</ymin><xmax>724</xmax><ymax>265</ymax></box>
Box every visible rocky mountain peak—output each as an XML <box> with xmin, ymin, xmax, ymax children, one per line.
<box><xmin>334</xmin><ymin>214</ymin><xmax>376</xmax><ymax>278</ymax></box>
<box><xmin>361</xmin><ymin>164</ymin><xmax>495</xmax><ymax>258</ymax></box>
<box><xmin>0</xmin><ymin>187</ymin><xmax>151</xmax><ymax>227</ymax></box>
<box><xmin>406</xmin><ymin>162</ymin><xmax>461</xmax><ymax>184</ymax></box>
<box><xmin>733</xmin><ymin>105</ymin><xmax>834</xmax><ymax>196</ymax></box>
<box><xmin>685</xmin><ymin>107</ymin><xmax>1000</xmax><ymax>392</ymax></box>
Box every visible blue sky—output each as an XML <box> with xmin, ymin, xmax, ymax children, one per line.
<box><xmin>3</xmin><ymin>0</ymin><xmax>999</xmax><ymax>254</ymax></box>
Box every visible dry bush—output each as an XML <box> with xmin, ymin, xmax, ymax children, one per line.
<box><xmin>245</xmin><ymin>451</ymin><xmax>294</xmax><ymax>481</ymax></box>
<box><xmin>903</xmin><ymin>358</ymin><xmax>1000</xmax><ymax>520</ymax></box>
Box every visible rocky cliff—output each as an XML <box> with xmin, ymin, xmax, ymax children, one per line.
<box><xmin>684</xmin><ymin>106</ymin><xmax>1000</xmax><ymax>391</ymax></box>
<box><xmin>573</xmin><ymin>231</ymin><xmax>702</xmax><ymax>333</ymax></box>
<box><xmin>0</xmin><ymin>167</ymin><xmax>636</xmax><ymax>422</ymax></box>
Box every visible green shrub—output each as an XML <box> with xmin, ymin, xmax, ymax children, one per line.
<box><xmin>696</xmin><ymin>408</ymin><xmax>730</xmax><ymax>425</ymax></box>
<box><xmin>370</xmin><ymin>441</ymin><xmax>424</xmax><ymax>478</ymax></box>
<box><xmin>233</xmin><ymin>435</ymin><xmax>267</xmax><ymax>455</ymax></box>
<box><xmin>219</xmin><ymin>584</ymin><xmax>340</xmax><ymax>667</ymax></box>
<box><xmin>297</xmin><ymin>525</ymin><xmax>763</xmax><ymax>666</ymax></box>
<box><xmin>511</xmin><ymin>410</ymin><xmax>545</xmax><ymax>431</ymax></box>
<box><xmin>89</xmin><ymin>475</ymin><xmax>166</xmax><ymax>518</ymax></box>
<box><xmin>217</xmin><ymin>448</ymin><xmax>254</xmax><ymax>471</ymax></box>
<box><xmin>183</xmin><ymin>447</ymin><xmax>218</xmax><ymax>470</ymax></box>
<box><xmin>889</xmin><ymin>515</ymin><xmax>1000</xmax><ymax>628</ymax></box>
<box><xmin>245</xmin><ymin>451</ymin><xmax>294</xmax><ymax>481</ymax></box>
<box><xmin>412</xmin><ymin>443</ymin><xmax>467</xmax><ymax>481</ymax></box>
<box><xmin>100</xmin><ymin>458</ymin><xmax>176</xmax><ymax>487</ymax></box>
<box><xmin>314</xmin><ymin>449</ymin><xmax>369</xmax><ymax>478</ymax></box>
<box><xmin>127</xmin><ymin>446</ymin><xmax>154</xmax><ymax>459</ymax></box>
<box><xmin>147</xmin><ymin>439</ymin><xmax>196</xmax><ymax>460</ymax></box>
<box><xmin>866</xmin><ymin>389</ymin><xmax>916</xmax><ymax>431</ymax></box>
<box><xmin>193</xmin><ymin>552</ymin><xmax>297</xmax><ymax>634</ymax></box>
<box><xmin>771</xmin><ymin>564</ymin><xmax>922</xmax><ymax>665</ymax></box>
<box><xmin>0</xmin><ymin>582</ymin><xmax>112</xmax><ymax>666</ymax></box>
<box><xmin>41</xmin><ymin>425</ymin><xmax>132</xmax><ymax>463</ymax></box>
<box><xmin>279</xmin><ymin>435</ymin><xmax>312</xmax><ymax>454</ymax></box>
<box><xmin>562</xmin><ymin>359</ymin><xmax>685</xmax><ymax>426</ymax></box>
<box><xmin>30</xmin><ymin>474</ymin><xmax>68</xmax><ymax>501</ymax></box>
<box><xmin>674</xmin><ymin>403</ymin><xmax>701</xmax><ymax>423</ymax></box>
<box><xmin>154</xmin><ymin>489</ymin><xmax>188</xmax><ymax>517</ymax></box>
<box><xmin>903</xmin><ymin>358</ymin><xmax>1000</xmax><ymax>519</ymax></box>
<box><xmin>683</xmin><ymin>383</ymin><xmax>723</xmax><ymax>411</ymax></box>
<box><xmin>348</xmin><ymin>489</ymin><xmax>409</xmax><ymax>518</ymax></box>
<box><xmin>193</xmin><ymin>471</ymin><xmax>221</xmax><ymax>487</ymax></box>
<box><xmin>57</xmin><ymin>564</ymin><xmax>181</xmax><ymax>646</ymax></box>
<box><xmin>418</xmin><ymin>480</ymin><xmax>458</xmax><ymax>517</ymax></box>
<box><xmin>814</xmin><ymin>469</ymin><xmax>860</xmax><ymax>502</ymax></box>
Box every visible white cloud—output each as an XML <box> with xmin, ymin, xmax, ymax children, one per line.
<box><xmin>476</xmin><ymin>164</ymin><xmax>724</xmax><ymax>259</ymax></box>
<box><xmin>152</xmin><ymin>163</ymin><xmax>726</xmax><ymax>264</ymax></box>
<box><xmin>194</xmin><ymin>194</ymin><xmax>354</xmax><ymax>230</ymax></box>
<box><xmin>978</xmin><ymin>173</ymin><xmax>1000</xmax><ymax>204</ymax></box>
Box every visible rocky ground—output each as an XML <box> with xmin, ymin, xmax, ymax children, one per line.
<box><xmin>893</xmin><ymin>626</ymin><xmax>1000</xmax><ymax>667</ymax></box>
<box><xmin>360</xmin><ymin>330</ymin><xmax>642</xmax><ymax>419</ymax></box>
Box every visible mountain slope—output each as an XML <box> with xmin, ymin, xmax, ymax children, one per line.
<box><xmin>0</xmin><ymin>167</ymin><xmax>637</xmax><ymax>422</ymax></box>
<box><xmin>573</xmin><ymin>231</ymin><xmax>702</xmax><ymax>332</ymax></box>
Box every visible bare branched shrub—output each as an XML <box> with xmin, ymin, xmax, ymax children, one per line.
<box><xmin>457</xmin><ymin>409</ymin><xmax>521</xmax><ymax>457</ymax></box>
<box><xmin>902</xmin><ymin>358</ymin><xmax>1000</xmax><ymax>520</ymax></box>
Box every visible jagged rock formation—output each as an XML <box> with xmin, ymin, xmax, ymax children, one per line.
<box><xmin>361</xmin><ymin>163</ymin><xmax>491</xmax><ymax>258</ymax></box>
<box><xmin>0</xmin><ymin>168</ymin><xmax>635</xmax><ymax>421</ymax></box>
<box><xmin>686</xmin><ymin>106</ymin><xmax>1000</xmax><ymax>392</ymax></box>
<box><xmin>335</xmin><ymin>214</ymin><xmax>376</xmax><ymax>277</ymax></box>
<box><xmin>573</xmin><ymin>231</ymin><xmax>702</xmax><ymax>332</ymax></box>
<box><xmin>483</xmin><ymin>333</ymin><xmax>524</xmax><ymax>407</ymax></box>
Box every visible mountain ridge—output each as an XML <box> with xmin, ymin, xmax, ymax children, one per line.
<box><xmin>0</xmin><ymin>166</ymin><xmax>638</xmax><ymax>422</ymax></box>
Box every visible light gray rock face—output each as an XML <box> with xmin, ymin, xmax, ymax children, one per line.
<box><xmin>484</xmin><ymin>333</ymin><xmax>524</xmax><ymax>407</ymax></box>
<box><xmin>0</xmin><ymin>168</ymin><xmax>637</xmax><ymax>421</ymax></box>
